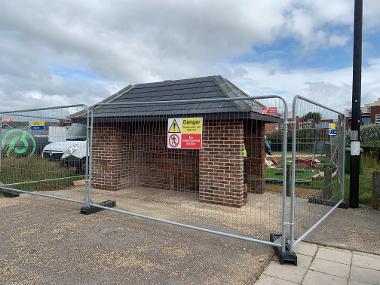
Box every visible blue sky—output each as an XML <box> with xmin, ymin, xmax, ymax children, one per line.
<box><xmin>51</xmin><ymin>67</ymin><xmax>101</xmax><ymax>80</ymax></box>
<box><xmin>0</xmin><ymin>0</ymin><xmax>379</xmax><ymax>111</ymax></box>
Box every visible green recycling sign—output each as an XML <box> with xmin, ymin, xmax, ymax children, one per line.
<box><xmin>1</xmin><ymin>129</ymin><xmax>37</xmax><ymax>157</ymax></box>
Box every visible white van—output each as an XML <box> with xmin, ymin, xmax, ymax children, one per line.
<box><xmin>42</xmin><ymin>123</ymin><xmax>87</xmax><ymax>173</ymax></box>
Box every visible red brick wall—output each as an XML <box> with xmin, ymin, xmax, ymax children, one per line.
<box><xmin>92</xmin><ymin>122</ymin><xmax>133</xmax><ymax>190</ymax></box>
<box><xmin>245</xmin><ymin>120</ymin><xmax>265</xmax><ymax>193</ymax></box>
<box><xmin>199</xmin><ymin>120</ymin><xmax>246</xmax><ymax>208</ymax></box>
<box><xmin>92</xmin><ymin>118</ymin><xmax>264</xmax><ymax>208</ymax></box>
<box><xmin>371</xmin><ymin>106</ymin><xmax>380</xmax><ymax>124</ymax></box>
<box><xmin>92</xmin><ymin>121</ymin><xmax>198</xmax><ymax>192</ymax></box>
<box><xmin>131</xmin><ymin>121</ymin><xmax>198</xmax><ymax>191</ymax></box>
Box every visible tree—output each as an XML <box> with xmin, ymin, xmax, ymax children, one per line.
<box><xmin>302</xmin><ymin>112</ymin><xmax>322</xmax><ymax>123</ymax></box>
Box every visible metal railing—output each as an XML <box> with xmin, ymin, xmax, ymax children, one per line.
<box><xmin>0</xmin><ymin>104</ymin><xmax>91</xmax><ymax>205</ymax></box>
<box><xmin>0</xmin><ymin>95</ymin><xmax>348</xmax><ymax>264</ymax></box>
<box><xmin>86</xmin><ymin>95</ymin><xmax>289</xmax><ymax>252</ymax></box>
<box><xmin>289</xmin><ymin>96</ymin><xmax>345</xmax><ymax>251</ymax></box>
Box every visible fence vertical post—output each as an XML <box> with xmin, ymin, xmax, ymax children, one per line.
<box><xmin>89</xmin><ymin>108</ymin><xmax>94</xmax><ymax>200</ymax></box>
<box><xmin>289</xmin><ymin>96</ymin><xmax>298</xmax><ymax>253</ymax></box>
<box><xmin>83</xmin><ymin>106</ymin><xmax>92</xmax><ymax>206</ymax></box>
<box><xmin>281</xmin><ymin>103</ymin><xmax>288</xmax><ymax>253</ymax></box>
<box><xmin>340</xmin><ymin>119</ymin><xmax>346</xmax><ymax>201</ymax></box>
<box><xmin>286</xmin><ymin>164</ymin><xmax>291</xmax><ymax>197</ymax></box>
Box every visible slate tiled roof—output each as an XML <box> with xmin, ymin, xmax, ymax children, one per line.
<box><xmin>92</xmin><ymin>75</ymin><xmax>268</xmax><ymax>119</ymax></box>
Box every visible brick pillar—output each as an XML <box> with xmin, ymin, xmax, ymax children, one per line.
<box><xmin>245</xmin><ymin>120</ymin><xmax>265</xmax><ymax>193</ymax></box>
<box><xmin>92</xmin><ymin>122</ymin><xmax>132</xmax><ymax>190</ymax></box>
<box><xmin>199</xmin><ymin>120</ymin><xmax>245</xmax><ymax>208</ymax></box>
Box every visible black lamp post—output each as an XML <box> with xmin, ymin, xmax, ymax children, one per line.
<box><xmin>349</xmin><ymin>0</ymin><xmax>363</xmax><ymax>208</ymax></box>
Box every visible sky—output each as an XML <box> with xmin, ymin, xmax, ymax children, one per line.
<box><xmin>0</xmin><ymin>0</ymin><xmax>379</xmax><ymax>111</ymax></box>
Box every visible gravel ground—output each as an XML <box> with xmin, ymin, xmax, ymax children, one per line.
<box><xmin>30</xmin><ymin>186</ymin><xmax>333</xmax><ymax>242</ymax></box>
<box><xmin>1</xmin><ymin>187</ymin><xmax>376</xmax><ymax>284</ymax></box>
<box><xmin>0</xmin><ymin>195</ymin><xmax>273</xmax><ymax>285</ymax></box>
<box><xmin>306</xmin><ymin>206</ymin><xmax>380</xmax><ymax>255</ymax></box>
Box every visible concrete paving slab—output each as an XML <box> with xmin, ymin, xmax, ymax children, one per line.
<box><xmin>255</xmin><ymin>275</ymin><xmax>298</xmax><ymax>285</ymax></box>
<box><xmin>352</xmin><ymin>252</ymin><xmax>380</xmax><ymax>271</ymax></box>
<box><xmin>309</xmin><ymin>258</ymin><xmax>350</xmax><ymax>278</ymax></box>
<box><xmin>295</xmin><ymin>254</ymin><xmax>313</xmax><ymax>269</ymax></box>
<box><xmin>294</xmin><ymin>242</ymin><xmax>318</xmax><ymax>257</ymax></box>
<box><xmin>315</xmin><ymin>246</ymin><xmax>352</xmax><ymax>265</ymax></box>
<box><xmin>348</xmin><ymin>280</ymin><xmax>373</xmax><ymax>285</ymax></box>
<box><xmin>302</xmin><ymin>270</ymin><xmax>347</xmax><ymax>285</ymax></box>
<box><xmin>350</xmin><ymin>266</ymin><xmax>380</xmax><ymax>285</ymax></box>
<box><xmin>264</xmin><ymin>261</ymin><xmax>307</xmax><ymax>284</ymax></box>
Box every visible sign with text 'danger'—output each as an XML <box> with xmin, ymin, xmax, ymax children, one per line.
<box><xmin>167</xmin><ymin>118</ymin><xmax>203</xmax><ymax>149</ymax></box>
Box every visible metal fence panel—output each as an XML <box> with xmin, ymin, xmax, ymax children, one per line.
<box><xmin>0</xmin><ymin>105</ymin><xmax>91</xmax><ymax>205</ymax></box>
<box><xmin>289</xmin><ymin>96</ymin><xmax>345</xmax><ymax>250</ymax></box>
<box><xmin>87</xmin><ymin>96</ymin><xmax>289</xmax><ymax>249</ymax></box>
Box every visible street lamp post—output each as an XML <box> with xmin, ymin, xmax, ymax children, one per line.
<box><xmin>349</xmin><ymin>0</ymin><xmax>363</xmax><ymax>208</ymax></box>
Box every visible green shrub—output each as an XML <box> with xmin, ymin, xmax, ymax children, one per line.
<box><xmin>361</xmin><ymin>124</ymin><xmax>380</xmax><ymax>143</ymax></box>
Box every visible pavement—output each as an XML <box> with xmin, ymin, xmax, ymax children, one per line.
<box><xmin>305</xmin><ymin>206</ymin><xmax>380</xmax><ymax>255</ymax></box>
<box><xmin>255</xmin><ymin>242</ymin><xmax>380</xmax><ymax>285</ymax></box>
<box><xmin>0</xmin><ymin>194</ymin><xmax>273</xmax><ymax>285</ymax></box>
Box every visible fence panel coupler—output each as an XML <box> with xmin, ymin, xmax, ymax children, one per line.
<box><xmin>80</xmin><ymin>200</ymin><xmax>116</xmax><ymax>215</ymax></box>
<box><xmin>270</xmin><ymin>233</ymin><xmax>297</xmax><ymax>265</ymax></box>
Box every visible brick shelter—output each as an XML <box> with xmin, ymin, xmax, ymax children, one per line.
<box><xmin>91</xmin><ymin>76</ymin><xmax>278</xmax><ymax>208</ymax></box>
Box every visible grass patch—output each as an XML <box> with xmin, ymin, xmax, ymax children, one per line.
<box><xmin>0</xmin><ymin>157</ymin><xmax>80</xmax><ymax>192</ymax></box>
<box><xmin>265</xmin><ymin>168</ymin><xmax>324</xmax><ymax>189</ymax></box>
<box><xmin>265</xmin><ymin>155</ymin><xmax>379</xmax><ymax>206</ymax></box>
<box><xmin>342</xmin><ymin>155</ymin><xmax>379</xmax><ymax>205</ymax></box>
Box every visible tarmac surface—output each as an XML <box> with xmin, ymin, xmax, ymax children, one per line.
<box><xmin>1</xmin><ymin>188</ymin><xmax>379</xmax><ymax>284</ymax></box>
<box><xmin>306</xmin><ymin>206</ymin><xmax>380</xmax><ymax>255</ymax></box>
<box><xmin>0</xmin><ymin>194</ymin><xmax>273</xmax><ymax>285</ymax></box>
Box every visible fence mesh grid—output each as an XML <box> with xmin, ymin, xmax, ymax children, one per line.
<box><xmin>88</xmin><ymin>97</ymin><xmax>288</xmax><ymax>243</ymax></box>
<box><xmin>0</xmin><ymin>105</ymin><xmax>89</xmax><ymax>203</ymax></box>
<box><xmin>291</xmin><ymin>97</ymin><xmax>345</xmax><ymax>242</ymax></box>
<box><xmin>0</xmin><ymin>96</ymin><xmax>348</xmax><ymax>250</ymax></box>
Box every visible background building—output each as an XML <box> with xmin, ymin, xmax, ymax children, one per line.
<box><xmin>345</xmin><ymin>98</ymin><xmax>380</xmax><ymax>127</ymax></box>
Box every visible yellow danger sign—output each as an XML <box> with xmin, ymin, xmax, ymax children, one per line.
<box><xmin>168</xmin><ymin>119</ymin><xmax>181</xmax><ymax>133</ymax></box>
<box><xmin>182</xmin><ymin>118</ymin><xmax>203</xmax><ymax>134</ymax></box>
<box><xmin>30</xmin><ymin>121</ymin><xmax>44</xmax><ymax>127</ymax></box>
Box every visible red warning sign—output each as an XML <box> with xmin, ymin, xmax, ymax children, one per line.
<box><xmin>181</xmin><ymin>134</ymin><xmax>202</xmax><ymax>149</ymax></box>
<box><xmin>167</xmin><ymin>117</ymin><xmax>203</xmax><ymax>149</ymax></box>
<box><xmin>261</xmin><ymin>106</ymin><xmax>278</xmax><ymax>115</ymax></box>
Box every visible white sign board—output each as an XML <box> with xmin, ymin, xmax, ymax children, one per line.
<box><xmin>167</xmin><ymin>118</ymin><xmax>203</xmax><ymax>149</ymax></box>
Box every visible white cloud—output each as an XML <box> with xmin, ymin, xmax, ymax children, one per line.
<box><xmin>225</xmin><ymin>58</ymin><xmax>380</xmax><ymax>112</ymax></box>
<box><xmin>0</xmin><ymin>0</ymin><xmax>379</xmax><ymax>110</ymax></box>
